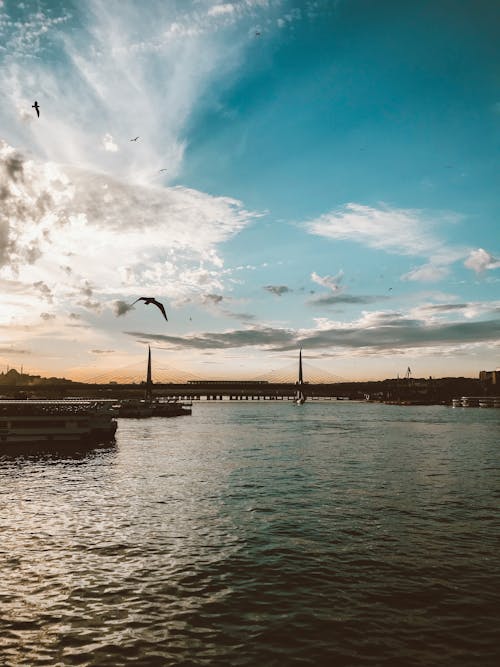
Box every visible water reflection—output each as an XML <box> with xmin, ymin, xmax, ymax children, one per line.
<box><xmin>0</xmin><ymin>439</ymin><xmax>117</xmax><ymax>463</ymax></box>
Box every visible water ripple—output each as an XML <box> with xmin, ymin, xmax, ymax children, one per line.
<box><xmin>1</xmin><ymin>404</ymin><xmax>499</xmax><ymax>666</ymax></box>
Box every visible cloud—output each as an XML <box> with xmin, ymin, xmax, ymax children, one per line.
<box><xmin>295</xmin><ymin>317</ymin><xmax>500</xmax><ymax>353</ymax></box>
<box><xmin>0</xmin><ymin>0</ymin><xmax>266</xmax><ymax>184</ymax></box>
<box><xmin>208</xmin><ymin>4</ymin><xmax>236</xmax><ymax>17</ymax></box>
<box><xmin>411</xmin><ymin>301</ymin><xmax>500</xmax><ymax>323</ymax></box>
<box><xmin>0</xmin><ymin>345</ymin><xmax>29</xmax><ymax>354</ymax></box>
<box><xmin>0</xmin><ymin>140</ymin><xmax>258</xmax><ymax>314</ymax></box>
<box><xmin>263</xmin><ymin>285</ymin><xmax>291</xmax><ymax>296</ymax></box>
<box><xmin>311</xmin><ymin>270</ymin><xmax>343</xmax><ymax>291</ymax></box>
<box><xmin>203</xmin><ymin>293</ymin><xmax>224</xmax><ymax>305</ymax></box>
<box><xmin>114</xmin><ymin>300</ymin><xmax>135</xmax><ymax>316</ymax></box>
<box><xmin>40</xmin><ymin>312</ymin><xmax>55</xmax><ymax>320</ymax></box>
<box><xmin>102</xmin><ymin>133</ymin><xmax>118</xmax><ymax>152</ymax></box>
<box><xmin>33</xmin><ymin>281</ymin><xmax>53</xmax><ymax>302</ymax></box>
<box><xmin>306</xmin><ymin>203</ymin><xmax>459</xmax><ymax>257</ymax></box>
<box><xmin>308</xmin><ymin>271</ymin><xmax>389</xmax><ymax>307</ymax></box>
<box><xmin>126</xmin><ymin>325</ymin><xmax>295</xmax><ymax>350</ymax></box>
<box><xmin>223</xmin><ymin>310</ymin><xmax>256</xmax><ymax>321</ymax></box>
<box><xmin>125</xmin><ymin>313</ymin><xmax>500</xmax><ymax>354</ymax></box>
<box><xmin>0</xmin><ymin>5</ymin><xmax>70</xmax><ymax>59</ymax></box>
<box><xmin>401</xmin><ymin>264</ymin><xmax>450</xmax><ymax>282</ymax></box>
<box><xmin>310</xmin><ymin>293</ymin><xmax>387</xmax><ymax>306</ymax></box>
<box><xmin>417</xmin><ymin>303</ymin><xmax>468</xmax><ymax>313</ymax></box>
<box><xmin>464</xmin><ymin>248</ymin><xmax>500</xmax><ymax>274</ymax></box>
<box><xmin>78</xmin><ymin>298</ymin><xmax>101</xmax><ymax>312</ymax></box>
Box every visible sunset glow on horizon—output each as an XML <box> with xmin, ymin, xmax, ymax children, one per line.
<box><xmin>1</xmin><ymin>0</ymin><xmax>499</xmax><ymax>382</ymax></box>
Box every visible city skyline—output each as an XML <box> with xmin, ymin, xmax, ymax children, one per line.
<box><xmin>1</xmin><ymin>0</ymin><xmax>499</xmax><ymax>381</ymax></box>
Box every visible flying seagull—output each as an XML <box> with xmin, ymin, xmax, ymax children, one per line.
<box><xmin>159</xmin><ymin>168</ymin><xmax>168</xmax><ymax>172</ymax></box>
<box><xmin>130</xmin><ymin>297</ymin><xmax>168</xmax><ymax>321</ymax></box>
<box><xmin>32</xmin><ymin>101</ymin><xmax>40</xmax><ymax>118</ymax></box>
<box><xmin>130</xmin><ymin>136</ymin><xmax>140</xmax><ymax>142</ymax></box>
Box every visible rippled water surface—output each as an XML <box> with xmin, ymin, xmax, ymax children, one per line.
<box><xmin>1</xmin><ymin>402</ymin><xmax>499</xmax><ymax>666</ymax></box>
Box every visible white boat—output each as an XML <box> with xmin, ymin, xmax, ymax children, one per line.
<box><xmin>293</xmin><ymin>349</ymin><xmax>306</xmax><ymax>405</ymax></box>
<box><xmin>0</xmin><ymin>400</ymin><xmax>117</xmax><ymax>447</ymax></box>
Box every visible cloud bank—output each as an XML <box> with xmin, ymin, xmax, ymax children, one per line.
<box><xmin>0</xmin><ymin>140</ymin><xmax>258</xmax><ymax>314</ymax></box>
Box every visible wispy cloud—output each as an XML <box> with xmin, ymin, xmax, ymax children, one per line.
<box><xmin>306</xmin><ymin>203</ymin><xmax>475</xmax><ymax>284</ymax></box>
<box><xmin>114</xmin><ymin>300</ymin><xmax>134</xmax><ymax>317</ymax></box>
<box><xmin>306</xmin><ymin>203</ymin><xmax>461</xmax><ymax>257</ymax></box>
<box><xmin>311</xmin><ymin>270</ymin><xmax>344</xmax><ymax>291</ymax></box>
<box><xmin>208</xmin><ymin>4</ymin><xmax>236</xmax><ymax>18</ymax></box>
<box><xmin>401</xmin><ymin>264</ymin><xmax>450</xmax><ymax>282</ymax></box>
<box><xmin>125</xmin><ymin>312</ymin><xmax>500</xmax><ymax>354</ymax></box>
<box><xmin>263</xmin><ymin>285</ymin><xmax>291</xmax><ymax>296</ymax></box>
<box><xmin>309</xmin><ymin>293</ymin><xmax>387</xmax><ymax>306</ymax></box>
<box><xmin>126</xmin><ymin>325</ymin><xmax>295</xmax><ymax>350</ymax></box>
<box><xmin>102</xmin><ymin>133</ymin><xmax>118</xmax><ymax>152</ymax></box>
<box><xmin>0</xmin><ymin>0</ymin><xmax>276</xmax><ymax>183</ymax></box>
<box><xmin>202</xmin><ymin>293</ymin><xmax>224</xmax><ymax>305</ymax></box>
<box><xmin>464</xmin><ymin>248</ymin><xmax>500</xmax><ymax>273</ymax></box>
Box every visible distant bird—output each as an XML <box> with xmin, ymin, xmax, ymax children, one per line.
<box><xmin>130</xmin><ymin>297</ymin><xmax>168</xmax><ymax>321</ymax></box>
<box><xmin>388</xmin><ymin>287</ymin><xmax>393</xmax><ymax>291</ymax></box>
<box><xmin>130</xmin><ymin>136</ymin><xmax>140</xmax><ymax>142</ymax></box>
<box><xmin>32</xmin><ymin>101</ymin><xmax>40</xmax><ymax>118</ymax></box>
<box><xmin>255</xmin><ymin>31</ymin><xmax>261</xmax><ymax>36</ymax></box>
<box><xmin>159</xmin><ymin>168</ymin><xmax>168</xmax><ymax>172</ymax></box>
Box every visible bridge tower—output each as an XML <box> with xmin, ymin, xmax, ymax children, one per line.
<box><xmin>144</xmin><ymin>346</ymin><xmax>153</xmax><ymax>402</ymax></box>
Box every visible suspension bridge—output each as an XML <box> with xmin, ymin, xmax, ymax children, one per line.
<box><xmin>77</xmin><ymin>357</ymin><xmax>347</xmax><ymax>385</ymax></box>
<box><xmin>67</xmin><ymin>352</ymin><xmax>355</xmax><ymax>401</ymax></box>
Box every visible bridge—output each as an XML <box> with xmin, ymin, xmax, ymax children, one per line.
<box><xmin>63</xmin><ymin>351</ymin><xmax>354</xmax><ymax>400</ymax></box>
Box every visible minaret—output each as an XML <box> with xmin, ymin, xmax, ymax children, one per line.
<box><xmin>298</xmin><ymin>348</ymin><xmax>303</xmax><ymax>386</ymax></box>
<box><xmin>145</xmin><ymin>345</ymin><xmax>153</xmax><ymax>402</ymax></box>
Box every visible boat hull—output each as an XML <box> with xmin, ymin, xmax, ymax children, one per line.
<box><xmin>0</xmin><ymin>400</ymin><xmax>118</xmax><ymax>448</ymax></box>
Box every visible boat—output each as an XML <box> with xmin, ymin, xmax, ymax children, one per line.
<box><xmin>151</xmin><ymin>398</ymin><xmax>192</xmax><ymax>417</ymax></box>
<box><xmin>452</xmin><ymin>396</ymin><xmax>500</xmax><ymax>408</ymax></box>
<box><xmin>116</xmin><ymin>347</ymin><xmax>192</xmax><ymax>418</ymax></box>
<box><xmin>115</xmin><ymin>397</ymin><xmax>192</xmax><ymax>418</ymax></box>
<box><xmin>116</xmin><ymin>399</ymin><xmax>153</xmax><ymax>418</ymax></box>
<box><xmin>293</xmin><ymin>349</ymin><xmax>306</xmax><ymax>405</ymax></box>
<box><xmin>0</xmin><ymin>399</ymin><xmax>117</xmax><ymax>447</ymax></box>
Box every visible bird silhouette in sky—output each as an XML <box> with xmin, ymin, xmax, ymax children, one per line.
<box><xmin>255</xmin><ymin>31</ymin><xmax>261</xmax><ymax>36</ymax></box>
<box><xmin>130</xmin><ymin>297</ymin><xmax>168</xmax><ymax>321</ymax></box>
<box><xmin>159</xmin><ymin>168</ymin><xmax>168</xmax><ymax>172</ymax></box>
<box><xmin>32</xmin><ymin>101</ymin><xmax>40</xmax><ymax>117</ymax></box>
<box><xmin>130</xmin><ymin>136</ymin><xmax>140</xmax><ymax>142</ymax></box>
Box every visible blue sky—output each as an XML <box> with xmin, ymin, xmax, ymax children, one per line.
<box><xmin>0</xmin><ymin>0</ymin><xmax>499</xmax><ymax>381</ymax></box>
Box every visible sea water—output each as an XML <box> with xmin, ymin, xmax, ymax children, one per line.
<box><xmin>1</xmin><ymin>402</ymin><xmax>499</xmax><ymax>666</ymax></box>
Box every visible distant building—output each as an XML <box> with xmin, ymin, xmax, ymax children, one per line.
<box><xmin>479</xmin><ymin>369</ymin><xmax>499</xmax><ymax>385</ymax></box>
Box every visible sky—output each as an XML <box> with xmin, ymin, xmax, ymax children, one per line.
<box><xmin>0</xmin><ymin>0</ymin><xmax>499</xmax><ymax>382</ymax></box>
